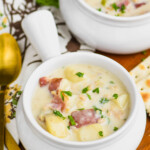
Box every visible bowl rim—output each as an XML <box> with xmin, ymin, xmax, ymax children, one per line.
<box><xmin>23</xmin><ymin>52</ymin><xmax>138</xmax><ymax>147</ymax></box>
<box><xmin>77</xmin><ymin>0</ymin><xmax>150</xmax><ymax>22</ymax></box>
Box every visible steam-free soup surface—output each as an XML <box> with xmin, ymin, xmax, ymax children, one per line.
<box><xmin>32</xmin><ymin>64</ymin><xmax>130</xmax><ymax>142</ymax></box>
<box><xmin>85</xmin><ymin>0</ymin><xmax>150</xmax><ymax>16</ymax></box>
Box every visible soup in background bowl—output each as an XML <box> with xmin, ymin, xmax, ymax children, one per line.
<box><xmin>32</xmin><ymin>64</ymin><xmax>130</xmax><ymax>142</ymax></box>
<box><xmin>85</xmin><ymin>0</ymin><xmax>150</xmax><ymax>16</ymax></box>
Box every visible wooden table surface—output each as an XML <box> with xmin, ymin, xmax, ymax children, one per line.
<box><xmin>95</xmin><ymin>49</ymin><xmax>150</xmax><ymax>150</ymax></box>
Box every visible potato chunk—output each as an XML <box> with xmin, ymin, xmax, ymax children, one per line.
<box><xmin>113</xmin><ymin>94</ymin><xmax>129</xmax><ymax>110</ymax></box>
<box><xmin>45</xmin><ymin>114</ymin><xmax>68</xmax><ymax>138</ymax></box>
<box><xmin>64</xmin><ymin>67</ymin><xmax>85</xmax><ymax>82</ymax></box>
<box><xmin>77</xmin><ymin>124</ymin><xmax>103</xmax><ymax>141</ymax></box>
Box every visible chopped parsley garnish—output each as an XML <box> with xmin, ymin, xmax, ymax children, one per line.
<box><xmin>142</xmin><ymin>51</ymin><xmax>146</xmax><ymax>55</ymax></box>
<box><xmin>67</xmin><ymin>126</ymin><xmax>70</xmax><ymax>130</ymax></box>
<box><xmin>93</xmin><ymin>106</ymin><xmax>102</xmax><ymax>114</ymax></box>
<box><xmin>86</xmin><ymin>93</ymin><xmax>91</xmax><ymax>100</ymax></box>
<box><xmin>101</xmin><ymin>0</ymin><xmax>106</xmax><ymax>6</ymax></box>
<box><xmin>53</xmin><ymin>110</ymin><xmax>65</xmax><ymax>120</ymax></box>
<box><xmin>113</xmin><ymin>93</ymin><xmax>118</xmax><ymax>99</ymax></box>
<box><xmin>60</xmin><ymin>91</ymin><xmax>72</xmax><ymax>101</ymax></box>
<box><xmin>78</xmin><ymin>108</ymin><xmax>85</xmax><ymax>110</ymax></box>
<box><xmin>120</xmin><ymin>4</ymin><xmax>126</xmax><ymax>13</ymax></box>
<box><xmin>97</xmin><ymin>8</ymin><xmax>102</xmax><ymax>11</ymax></box>
<box><xmin>76</xmin><ymin>72</ymin><xmax>84</xmax><ymax>77</ymax></box>
<box><xmin>141</xmin><ymin>58</ymin><xmax>145</xmax><ymax>62</ymax></box>
<box><xmin>112</xmin><ymin>3</ymin><xmax>119</xmax><ymax>11</ymax></box>
<box><xmin>110</xmin><ymin>81</ymin><xmax>114</xmax><ymax>84</ymax></box>
<box><xmin>92</xmin><ymin>88</ymin><xmax>99</xmax><ymax>94</ymax></box>
<box><xmin>68</xmin><ymin>116</ymin><xmax>76</xmax><ymax>126</ymax></box>
<box><xmin>60</xmin><ymin>91</ymin><xmax>64</xmax><ymax>101</ymax></box>
<box><xmin>114</xmin><ymin>127</ymin><xmax>118</xmax><ymax>131</ymax></box>
<box><xmin>100</xmin><ymin>98</ymin><xmax>109</xmax><ymax>104</ymax></box>
<box><xmin>82</xmin><ymin>86</ymin><xmax>89</xmax><ymax>93</ymax></box>
<box><xmin>99</xmin><ymin>131</ymin><xmax>103</xmax><ymax>137</ymax></box>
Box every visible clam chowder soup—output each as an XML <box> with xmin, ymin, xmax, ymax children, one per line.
<box><xmin>32</xmin><ymin>64</ymin><xmax>130</xmax><ymax>142</ymax></box>
<box><xmin>85</xmin><ymin>0</ymin><xmax>150</xmax><ymax>16</ymax></box>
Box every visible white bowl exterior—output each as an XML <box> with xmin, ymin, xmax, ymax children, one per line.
<box><xmin>23</xmin><ymin>52</ymin><xmax>139</xmax><ymax>149</ymax></box>
<box><xmin>59</xmin><ymin>0</ymin><xmax>150</xmax><ymax>54</ymax></box>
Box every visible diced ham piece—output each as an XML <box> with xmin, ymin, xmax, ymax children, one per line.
<box><xmin>118</xmin><ymin>0</ymin><xmax>129</xmax><ymax>7</ymax></box>
<box><xmin>135</xmin><ymin>2</ymin><xmax>146</xmax><ymax>8</ymax></box>
<box><xmin>51</xmin><ymin>95</ymin><xmax>65</xmax><ymax>111</ymax></box>
<box><xmin>39</xmin><ymin>77</ymin><xmax>49</xmax><ymax>87</ymax></box>
<box><xmin>71</xmin><ymin>109</ymin><xmax>98</xmax><ymax>128</ymax></box>
<box><xmin>49</xmin><ymin>78</ymin><xmax>62</xmax><ymax>92</ymax></box>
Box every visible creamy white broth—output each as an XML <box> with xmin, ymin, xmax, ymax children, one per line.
<box><xmin>32</xmin><ymin>64</ymin><xmax>130</xmax><ymax>141</ymax></box>
<box><xmin>84</xmin><ymin>0</ymin><xmax>150</xmax><ymax>16</ymax></box>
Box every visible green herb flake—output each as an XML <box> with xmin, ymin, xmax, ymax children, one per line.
<box><xmin>120</xmin><ymin>4</ymin><xmax>126</xmax><ymax>13</ymax></box>
<box><xmin>97</xmin><ymin>8</ymin><xmax>102</xmax><ymax>11</ymax></box>
<box><xmin>114</xmin><ymin>127</ymin><xmax>118</xmax><ymax>131</ymax></box>
<box><xmin>92</xmin><ymin>88</ymin><xmax>99</xmax><ymax>94</ymax></box>
<box><xmin>142</xmin><ymin>51</ymin><xmax>146</xmax><ymax>55</ymax></box>
<box><xmin>99</xmin><ymin>131</ymin><xmax>103</xmax><ymax>137</ymax></box>
<box><xmin>36</xmin><ymin>0</ymin><xmax>59</xmax><ymax>8</ymax></box>
<box><xmin>12</xmin><ymin>98</ymin><xmax>18</xmax><ymax>105</ymax></box>
<box><xmin>141</xmin><ymin>58</ymin><xmax>145</xmax><ymax>62</ymax></box>
<box><xmin>110</xmin><ymin>81</ymin><xmax>114</xmax><ymax>84</ymax></box>
<box><xmin>60</xmin><ymin>91</ymin><xmax>72</xmax><ymax>101</ymax></box>
<box><xmin>53</xmin><ymin>110</ymin><xmax>65</xmax><ymax>120</ymax></box>
<box><xmin>76</xmin><ymin>72</ymin><xmax>84</xmax><ymax>77</ymax></box>
<box><xmin>68</xmin><ymin>115</ymin><xmax>76</xmax><ymax>126</ymax></box>
<box><xmin>86</xmin><ymin>93</ymin><xmax>92</xmax><ymax>100</ymax></box>
<box><xmin>60</xmin><ymin>91</ymin><xmax>64</xmax><ymax>101</ymax></box>
<box><xmin>67</xmin><ymin>126</ymin><xmax>70</xmax><ymax>130</ymax></box>
<box><xmin>82</xmin><ymin>87</ymin><xmax>89</xmax><ymax>93</ymax></box>
<box><xmin>113</xmin><ymin>93</ymin><xmax>118</xmax><ymax>99</ymax></box>
<box><xmin>62</xmin><ymin>91</ymin><xmax>72</xmax><ymax>96</ymax></box>
<box><xmin>101</xmin><ymin>0</ymin><xmax>106</xmax><ymax>6</ymax></box>
<box><xmin>112</xmin><ymin>3</ymin><xmax>119</xmax><ymax>11</ymax></box>
<box><xmin>78</xmin><ymin>108</ymin><xmax>85</xmax><ymax>110</ymax></box>
<box><xmin>93</xmin><ymin>106</ymin><xmax>102</xmax><ymax>114</ymax></box>
<box><xmin>100</xmin><ymin>98</ymin><xmax>109</xmax><ymax>104</ymax></box>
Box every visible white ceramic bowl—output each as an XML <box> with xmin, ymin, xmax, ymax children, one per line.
<box><xmin>23</xmin><ymin>52</ymin><xmax>139</xmax><ymax>150</ymax></box>
<box><xmin>21</xmin><ymin>10</ymin><xmax>142</xmax><ymax>150</ymax></box>
<box><xmin>59</xmin><ymin>0</ymin><xmax>150</xmax><ymax>54</ymax></box>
